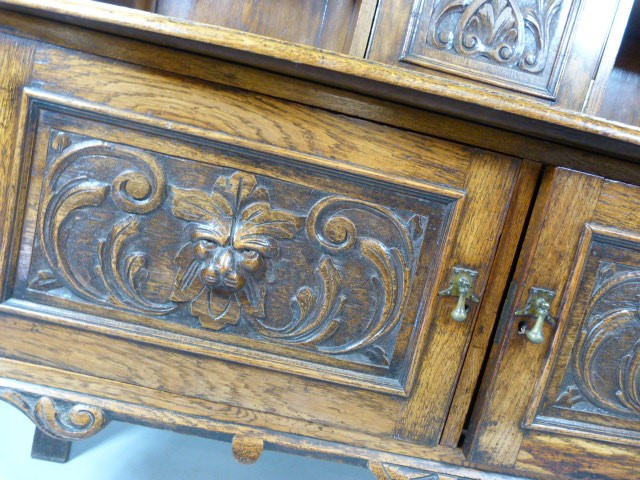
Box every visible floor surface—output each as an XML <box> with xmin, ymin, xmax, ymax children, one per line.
<box><xmin>0</xmin><ymin>402</ymin><xmax>372</xmax><ymax>479</ymax></box>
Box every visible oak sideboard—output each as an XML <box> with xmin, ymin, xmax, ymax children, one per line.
<box><xmin>0</xmin><ymin>1</ymin><xmax>638</xmax><ymax>479</ymax></box>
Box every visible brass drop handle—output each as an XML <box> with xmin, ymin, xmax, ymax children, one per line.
<box><xmin>439</xmin><ymin>267</ymin><xmax>480</xmax><ymax>322</ymax></box>
<box><xmin>515</xmin><ymin>287</ymin><xmax>557</xmax><ymax>344</ymax></box>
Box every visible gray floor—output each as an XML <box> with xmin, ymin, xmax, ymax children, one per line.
<box><xmin>0</xmin><ymin>402</ymin><xmax>372</xmax><ymax>479</ymax></box>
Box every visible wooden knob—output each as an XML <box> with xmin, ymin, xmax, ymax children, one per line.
<box><xmin>232</xmin><ymin>435</ymin><xmax>264</xmax><ymax>464</ymax></box>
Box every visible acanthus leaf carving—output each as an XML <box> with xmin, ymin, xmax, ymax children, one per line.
<box><xmin>427</xmin><ymin>0</ymin><xmax>565</xmax><ymax>73</ymax></box>
<box><xmin>39</xmin><ymin>135</ymin><xmax>175</xmax><ymax>315</ymax></box>
<box><xmin>564</xmin><ymin>263</ymin><xmax>640</xmax><ymax>418</ymax></box>
<box><xmin>0</xmin><ymin>389</ymin><xmax>108</xmax><ymax>441</ymax></box>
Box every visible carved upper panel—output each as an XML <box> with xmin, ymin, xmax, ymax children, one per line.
<box><xmin>403</xmin><ymin>0</ymin><xmax>578</xmax><ymax>97</ymax></box>
<box><xmin>14</xmin><ymin>129</ymin><xmax>454</xmax><ymax>391</ymax></box>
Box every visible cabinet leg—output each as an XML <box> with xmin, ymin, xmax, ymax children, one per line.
<box><xmin>31</xmin><ymin>428</ymin><xmax>72</xmax><ymax>463</ymax></box>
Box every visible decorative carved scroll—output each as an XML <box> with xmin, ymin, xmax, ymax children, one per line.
<box><xmin>563</xmin><ymin>262</ymin><xmax>640</xmax><ymax>418</ymax></box>
<box><xmin>0</xmin><ymin>389</ymin><xmax>108</xmax><ymax>440</ymax></box>
<box><xmin>39</xmin><ymin>133</ymin><xmax>176</xmax><ymax>315</ymax></box>
<box><xmin>369</xmin><ymin>461</ymin><xmax>470</xmax><ymax>480</ymax></box>
<box><xmin>428</xmin><ymin>0</ymin><xmax>563</xmax><ymax>72</ymax></box>
<box><xmin>26</xmin><ymin>131</ymin><xmax>432</xmax><ymax>371</ymax></box>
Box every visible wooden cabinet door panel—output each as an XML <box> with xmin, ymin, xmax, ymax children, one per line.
<box><xmin>466</xmin><ymin>167</ymin><xmax>640</xmax><ymax>479</ymax></box>
<box><xmin>0</xmin><ymin>34</ymin><xmax>522</xmax><ymax>450</ymax></box>
<box><xmin>367</xmin><ymin>0</ymin><xmax>622</xmax><ymax>106</ymax></box>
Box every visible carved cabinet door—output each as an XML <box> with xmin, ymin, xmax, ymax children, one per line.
<box><xmin>466</xmin><ymin>167</ymin><xmax>640</xmax><ymax>479</ymax></box>
<box><xmin>0</xmin><ymin>34</ymin><xmax>524</xmax><ymax>454</ymax></box>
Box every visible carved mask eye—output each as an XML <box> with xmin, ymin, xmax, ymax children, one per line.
<box><xmin>194</xmin><ymin>238</ymin><xmax>217</xmax><ymax>260</ymax></box>
<box><xmin>237</xmin><ymin>250</ymin><xmax>262</xmax><ymax>272</ymax></box>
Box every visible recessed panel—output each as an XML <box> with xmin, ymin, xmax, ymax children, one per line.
<box><xmin>8</xmin><ymin>107</ymin><xmax>459</xmax><ymax>394</ymax></box>
<box><xmin>401</xmin><ymin>0</ymin><xmax>581</xmax><ymax>98</ymax></box>
<box><xmin>532</xmin><ymin>227</ymin><xmax>640</xmax><ymax>445</ymax></box>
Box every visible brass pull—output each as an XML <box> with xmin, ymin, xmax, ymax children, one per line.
<box><xmin>515</xmin><ymin>287</ymin><xmax>557</xmax><ymax>344</ymax></box>
<box><xmin>439</xmin><ymin>267</ymin><xmax>479</xmax><ymax>322</ymax></box>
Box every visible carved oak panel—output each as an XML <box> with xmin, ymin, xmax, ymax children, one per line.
<box><xmin>9</xmin><ymin>109</ymin><xmax>459</xmax><ymax>394</ymax></box>
<box><xmin>402</xmin><ymin>0</ymin><xmax>581</xmax><ymax>97</ymax></box>
<box><xmin>532</xmin><ymin>227</ymin><xmax>640</xmax><ymax>445</ymax></box>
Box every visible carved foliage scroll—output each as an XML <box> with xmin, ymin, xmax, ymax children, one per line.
<box><xmin>0</xmin><ymin>389</ymin><xmax>108</xmax><ymax>440</ymax></box>
<box><xmin>554</xmin><ymin>262</ymin><xmax>640</xmax><ymax>419</ymax></box>
<box><xmin>21</xmin><ymin>130</ymin><xmax>439</xmax><ymax>378</ymax></box>
<box><xmin>428</xmin><ymin>0</ymin><xmax>563</xmax><ymax>72</ymax></box>
<box><xmin>403</xmin><ymin>0</ymin><xmax>577</xmax><ymax>97</ymax></box>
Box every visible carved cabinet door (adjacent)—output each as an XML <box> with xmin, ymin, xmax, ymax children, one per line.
<box><xmin>466</xmin><ymin>167</ymin><xmax>640</xmax><ymax>479</ymax></box>
<box><xmin>0</xmin><ymin>37</ymin><xmax>524</xmax><ymax>455</ymax></box>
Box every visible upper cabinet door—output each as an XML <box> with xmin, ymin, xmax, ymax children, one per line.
<box><xmin>0</xmin><ymin>37</ymin><xmax>525</xmax><ymax>453</ymax></box>
<box><xmin>368</xmin><ymin>0</ymin><xmax>625</xmax><ymax>105</ymax></box>
<box><xmin>467</xmin><ymin>167</ymin><xmax>640</xmax><ymax>479</ymax></box>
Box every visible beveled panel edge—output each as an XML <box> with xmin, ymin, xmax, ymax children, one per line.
<box><xmin>522</xmin><ymin>223</ymin><xmax>640</xmax><ymax>447</ymax></box>
<box><xmin>529</xmin><ymin>415</ymin><xmax>640</xmax><ymax>448</ymax></box>
<box><xmin>22</xmin><ymin>88</ymin><xmax>469</xmax><ymax>199</ymax></box>
<box><xmin>0</xmin><ymin>298</ymin><xmax>408</xmax><ymax>396</ymax></box>
<box><xmin>399</xmin><ymin>53</ymin><xmax>554</xmax><ymax>100</ymax></box>
<box><xmin>0</xmin><ymin>374</ymin><xmax>528</xmax><ymax>479</ymax></box>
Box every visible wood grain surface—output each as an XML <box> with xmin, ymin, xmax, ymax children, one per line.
<box><xmin>0</xmin><ymin>4</ymin><xmax>638</xmax><ymax>479</ymax></box>
<box><xmin>0</xmin><ymin>27</ymin><xmax>524</xmax><ymax>461</ymax></box>
<box><xmin>0</xmin><ymin>0</ymin><xmax>639</xmax><ymax>162</ymax></box>
<box><xmin>465</xmin><ymin>168</ymin><xmax>604</xmax><ymax>465</ymax></box>
<box><xmin>2</xmin><ymin>10</ymin><xmax>640</xmax><ymax>189</ymax></box>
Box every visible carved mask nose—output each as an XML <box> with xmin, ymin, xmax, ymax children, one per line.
<box><xmin>216</xmin><ymin>248</ymin><xmax>234</xmax><ymax>276</ymax></box>
<box><xmin>201</xmin><ymin>247</ymin><xmax>245</xmax><ymax>291</ymax></box>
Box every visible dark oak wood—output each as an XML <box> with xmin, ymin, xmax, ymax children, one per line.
<box><xmin>581</xmin><ymin>0</ymin><xmax>635</xmax><ymax>120</ymax></box>
<box><xmin>440</xmin><ymin>159</ymin><xmax>542</xmax><ymax>447</ymax></box>
<box><xmin>590</xmin><ymin>0</ymin><xmax>640</xmax><ymax>128</ymax></box>
<box><xmin>465</xmin><ymin>168</ymin><xmax>604</xmax><ymax>464</ymax></box>
<box><xmin>98</xmin><ymin>0</ymin><xmax>156</xmax><ymax>11</ymax></box>
<box><xmin>0</xmin><ymin>26</ymin><xmax>527</xmax><ymax>474</ymax></box>
<box><xmin>31</xmin><ymin>428</ymin><xmax>72</xmax><ymax>463</ymax></box>
<box><xmin>1</xmin><ymin>366</ymin><xmax>537</xmax><ymax>477</ymax></box>
<box><xmin>2</xmin><ymin>8</ymin><xmax>640</xmax><ymax>189</ymax></box>
<box><xmin>153</xmin><ymin>0</ymin><xmax>376</xmax><ymax>56</ymax></box>
<box><xmin>369</xmin><ymin>0</ymin><xmax>585</xmax><ymax>100</ymax></box>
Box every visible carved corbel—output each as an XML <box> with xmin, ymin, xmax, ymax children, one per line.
<box><xmin>0</xmin><ymin>388</ymin><xmax>108</xmax><ymax>441</ymax></box>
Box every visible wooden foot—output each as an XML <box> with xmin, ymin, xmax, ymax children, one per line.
<box><xmin>232</xmin><ymin>435</ymin><xmax>264</xmax><ymax>464</ymax></box>
<box><xmin>31</xmin><ymin>428</ymin><xmax>72</xmax><ymax>463</ymax></box>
